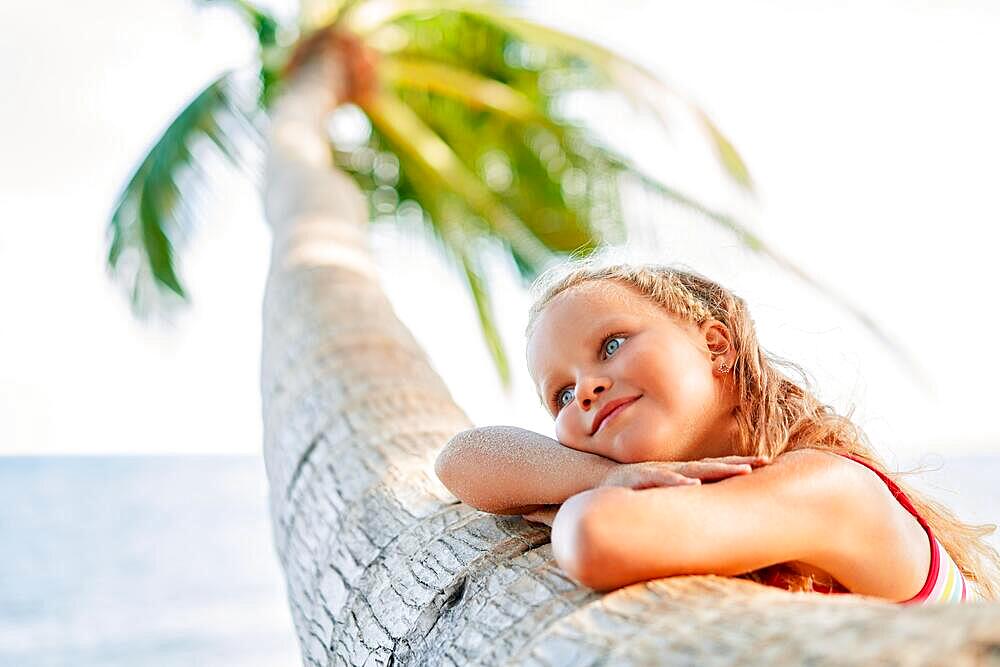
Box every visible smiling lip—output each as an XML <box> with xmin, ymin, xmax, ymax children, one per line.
<box><xmin>591</xmin><ymin>396</ymin><xmax>641</xmax><ymax>435</ymax></box>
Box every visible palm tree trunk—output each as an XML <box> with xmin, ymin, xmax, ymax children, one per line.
<box><xmin>260</xmin><ymin>55</ymin><xmax>1000</xmax><ymax>667</ymax></box>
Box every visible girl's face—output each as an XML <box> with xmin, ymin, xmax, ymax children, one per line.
<box><xmin>526</xmin><ymin>280</ymin><xmax>740</xmax><ymax>463</ymax></box>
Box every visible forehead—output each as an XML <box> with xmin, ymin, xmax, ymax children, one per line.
<box><xmin>541</xmin><ymin>280</ymin><xmax>663</xmax><ymax>323</ymax></box>
<box><xmin>526</xmin><ymin>281</ymin><xmax>671</xmax><ymax>374</ymax></box>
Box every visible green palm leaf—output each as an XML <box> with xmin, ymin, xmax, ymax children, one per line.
<box><xmin>475</xmin><ymin>9</ymin><xmax>755</xmax><ymax>189</ymax></box>
<box><xmin>381</xmin><ymin>55</ymin><xmax>546</xmax><ymax>124</ymax></box>
<box><xmin>360</xmin><ymin>10</ymin><xmax>627</xmax><ymax>261</ymax></box>
<box><xmin>460</xmin><ymin>252</ymin><xmax>510</xmax><ymax>386</ymax></box>
<box><xmin>344</xmin><ymin>0</ymin><xmax>753</xmax><ymax>190</ymax></box>
<box><xmin>364</xmin><ymin>89</ymin><xmax>554</xmax><ymax>268</ymax></box>
<box><xmin>198</xmin><ymin>0</ymin><xmax>289</xmax><ymax>107</ymax></box>
<box><xmin>331</xmin><ymin>120</ymin><xmax>515</xmax><ymax>380</ymax></box>
<box><xmin>359</xmin><ymin>89</ymin><xmax>550</xmax><ymax>380</ymax></box>
<box><xmin>107</xmin><ymin>72</ymin><xmax>250</xmax><ymax>316</ymax></box>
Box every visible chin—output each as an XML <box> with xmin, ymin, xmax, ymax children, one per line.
<box><xmin>610</xmin><ymin>439</ymin><xmax>661</xmax><ymax>464</ymax></box>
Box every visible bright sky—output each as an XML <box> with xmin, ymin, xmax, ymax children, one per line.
<box><xmin>2</xmin><ymin>1</ymin><xmax>999</xmax><ymax>462</ymax></box>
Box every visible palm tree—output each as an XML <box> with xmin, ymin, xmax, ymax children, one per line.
<box><xmin>107</xmin><ymin>1</ymin><xmax>998</xmax><ymax>663</ymax></box>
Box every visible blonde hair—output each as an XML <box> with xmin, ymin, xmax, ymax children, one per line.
<box><xmin>526</xmin><ymin>259</ymin><xmax>1000</xmax><ymax>599</ymax></box>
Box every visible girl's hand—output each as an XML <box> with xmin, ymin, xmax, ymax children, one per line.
<box><xmin>599</xmin><ymin>455</ymin><xmax>771</xmax><ymax>490</ymax></box>
<box><xmin>523</xmin><ymin>506</ymin><xmax>559</xmax><ymax>527</ymax></box>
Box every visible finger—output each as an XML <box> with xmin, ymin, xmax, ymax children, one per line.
<box><xmin>691</xmin><ymin>456</ymin><xmax>773</xmax><ymax>468</ymax></box>
<box><xmin>646</xmin><ymin>471</ymin><xmax>701</xmax><ymax>488</ymax></box>
<box><xmin>699</xmin><ymin>466</ymin><xmax>753</xmax><ymax>481</ymax></box>
<box><xmin>628</xmin><ymin>470</ymin><xmax>698</xmax><ymax>489</ymax></box>
<box><xmin>677</xmin><ymin>462</ymin><xmax>754</xmax><ymax>480</ymax></box>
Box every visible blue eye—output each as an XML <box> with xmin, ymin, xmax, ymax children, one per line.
<box><xmin>604</xmin><ymin>336</ymin><xmax>624</xmax><ymax>357</ymax></box>
<box><xmin>555</xmin><ymin>387</ymin><xmax>575</xmax><ymax>409</ymax></box>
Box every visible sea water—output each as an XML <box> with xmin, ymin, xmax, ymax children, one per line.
<box><xmin>1</xmin><ymin>453</ymin><xmax>998</xmax><ymax>666</ymax></box>
<box><xmin>0</xmin><ymin>457</ymin><xmax>300</xmax><ymax>667</ymax></box>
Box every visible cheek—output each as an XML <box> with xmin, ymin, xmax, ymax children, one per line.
<box><xmin>645</xmin><ymin>349</ymin><xmax>711</xmax><ymax>403</ymax></box>
<box><xmin>553</xmin><ymin>413</ymin><xmax>576</xmax><ymax>444</ymax></box>
<box><xmin>554</xmin><ymin>411</ymin><xmax>592</xmax><ymax>452</ymax></box>
<box><xmin>553</xmin><ymin>417</ymin><xmax>566</xmax><ymax>442</ymax></box>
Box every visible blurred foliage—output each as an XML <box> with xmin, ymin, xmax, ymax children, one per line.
<box><xmin>107</xmin><ymin>74</ymin><xmax>249</xmax><ymax>313</ymax></box>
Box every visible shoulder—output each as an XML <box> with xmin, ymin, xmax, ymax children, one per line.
<box><xmin>769</xmin><ymin>448</ymin><xmax>932</xmax><ymax>600</ymax></box>
<box><xmin>770</xmin><ymin>447</ymin><xmax>861</xmax><ymax>479</ymax></box>
<box><xmin>711</xmin><ymin>447</ymin><xmax>871</xmax><ymax>517</ymax></box>
<box><xmin>762</xmin><ymin>448</ymin><xmax>897</xmax><ymax>514</ymax></box>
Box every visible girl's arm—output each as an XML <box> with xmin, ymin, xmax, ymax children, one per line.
<box><xmin>551</xmin><ymin>448</ymin><xmax>931</xmax><ymax>601</ymax></box>
<box><xmin>436</xmin><ymin>426</ymin><xmax>768</xmax><ymax>516</ymax></box>
<box><xmin>434</xmin><ymin>425</ymin><xmax>617</xmax><ymax>515</ymax></box>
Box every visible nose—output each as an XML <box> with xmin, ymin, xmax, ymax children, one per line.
<box><xmin>576</xmin><ymin>376</ymin><xmax>612</xmax><ymax>411</ymax></box>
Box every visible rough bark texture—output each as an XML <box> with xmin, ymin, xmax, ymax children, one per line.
<box><xmin>260</xmin><ymin>60</ymin><xmax>1000</xmax><ymax>666</ymax></box>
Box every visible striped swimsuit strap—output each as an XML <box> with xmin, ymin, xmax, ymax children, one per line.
<box><xmin>839</xmin><ymin>453</ymin><xmax>972</xmax><ymax>604</ymax></box>
<box><xmin>920</xmin><ymin>536</ymin><xmax>970</xmax><ymax>603</ymax></box>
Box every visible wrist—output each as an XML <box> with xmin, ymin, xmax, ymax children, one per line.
<box><xmin>591</xmin><ymin>457</ymin><xmax>620</xmax><ymax>488</ymax></box>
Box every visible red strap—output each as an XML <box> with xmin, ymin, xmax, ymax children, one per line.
<box><xmin>837</xmin><ymin>453</ymin><xmax>938</xmax><ymax>603</ymax></box>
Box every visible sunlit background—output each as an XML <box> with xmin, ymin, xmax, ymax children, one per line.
<box><xmin>2</xmin><ymin>1</ymin><xmax>999</xmax><ymax>664</ymax></box>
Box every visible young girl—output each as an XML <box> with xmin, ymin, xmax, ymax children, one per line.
<box><xmin>435</xmin><ymin>261</ymin><xmax>1000</xmax><ymax>603</ymax></box>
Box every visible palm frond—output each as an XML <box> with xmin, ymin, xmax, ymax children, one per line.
<box><xmin>464</xmin><ymin>7</ymin><xmax>755</xmax><ymax>191</ymax></box>
<box><xmin>693</xmin><ymin>109</ymin><xmax>753</xmax><ymax>191</ymax></box>
<box><xmin>229</xmin><ymin>0</ymin><xmax>286</xmax><ymax>107</ymax></box>
<box><xmin>360</xmin><ymin>11</ymin><xmax>629</xmax><ymax>268</ymax></box>
<box><xmin>332</xmin><ymin>127</ymin><xmax>513</xmax><ymax>380</ymax></box>
<box><xmin>346</xmin><ymin>0</ymin><xmax>754</xmax><ymax>191</ymax></box>
<box><xmin>460</xmin><ymin>252</ymin><xmax>510</xmax><ymax>386</ymax></box>
<box><xmin>107</xmin><ymin>72</ymin><xmax>252</xmax><ymax>317</ymax></box>
<box><xmin>348</xmin><ymin>8</ymin><xmax>757</xmax><ymax>272</ymax></box>
<box><xmin>362</xmin><ymin>89</ymin><xmax>555</xmax><ymax>271</ymax></box>
<box><xmin>198</xmin><ymin>0</ymin><xmax>291</xmax><ymax>108</ymax></box>
<box><xmin>380</xmin><ymin>55</ymin><xmax>546</xmax><ymax>124</ymax></box>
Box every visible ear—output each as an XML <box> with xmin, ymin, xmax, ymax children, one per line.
<box><xmin>701</xmin><ymin>319</ymin><xmax>735</xmax><ymax>367</ymax></box>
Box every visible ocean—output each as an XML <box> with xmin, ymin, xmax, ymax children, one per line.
<box><xmin>1</xmin><ymin>453</ymin><xmax>998</xmax><ymax>666</ymax></box>
<box><xmin>0</xmin><ymin>457</ymin><xmax>300</xmax><ymax>666</ymax></box>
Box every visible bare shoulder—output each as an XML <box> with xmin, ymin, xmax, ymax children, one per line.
<box><xmin>768</xmin><ymin>448</ymin><xmax>931</xmax><ymax>600</ymax></box>
<box><xmin>770</xmin><ymin>447</ymin><xmax>860</xmax><ymax>476</ymax></box>
<box><xmin>765</xmin><ymin>448</ymin><xmax>895</xmax><ymax>499</ymax></box>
